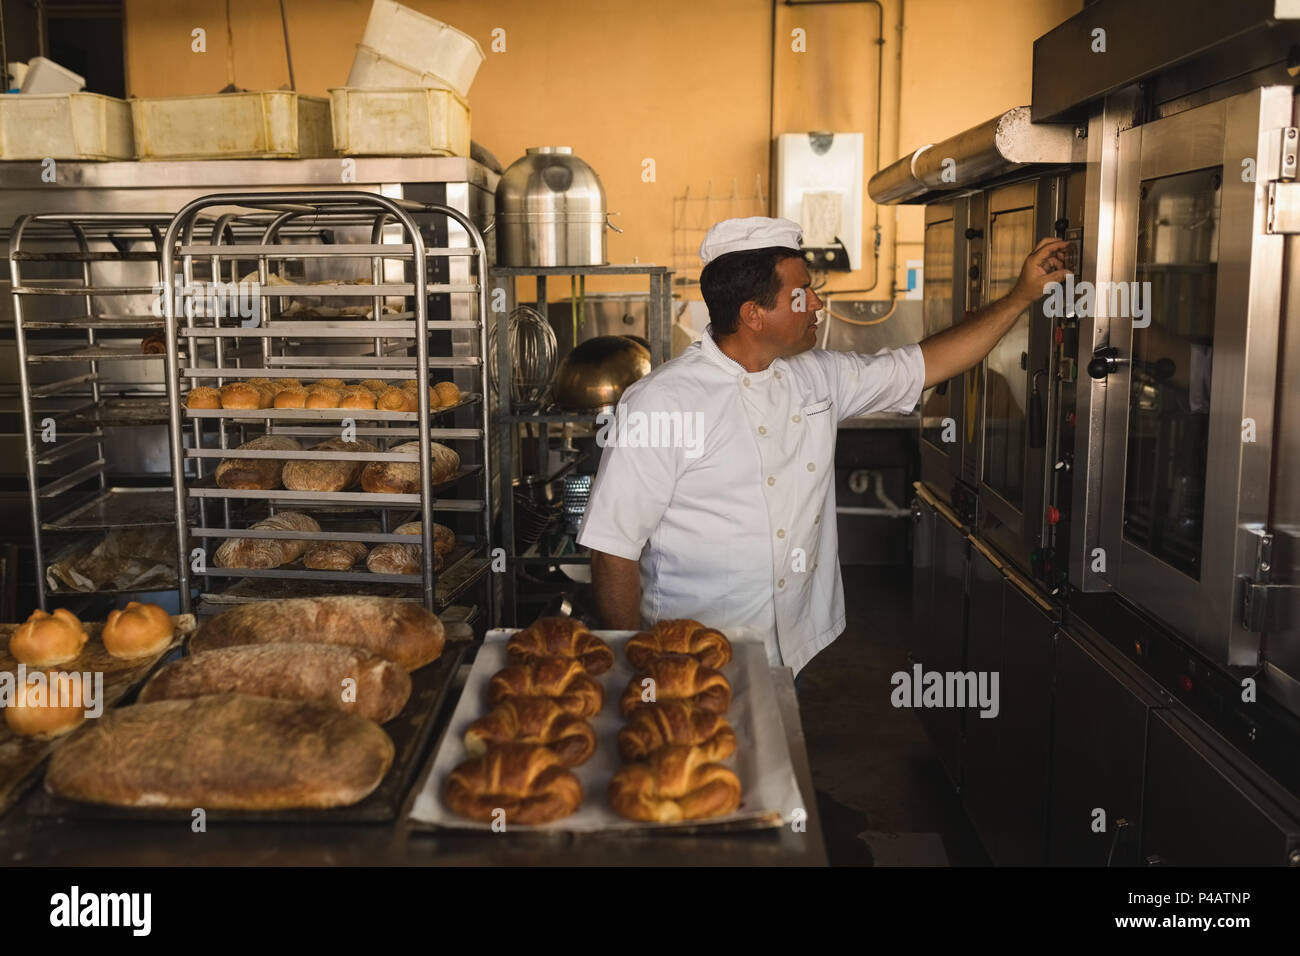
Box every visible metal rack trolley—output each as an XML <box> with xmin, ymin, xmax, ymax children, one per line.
<box><xmin>489</xmin><ymin>263</ymin><xmax>672</xmax><ymax>624</ymax></box>
<box><xmin>8</xmin><ymin>212</ymin><xmax>183</xmax><ymax>610</ymax></box>
<box><xmin>162</xmin><ymin>192</ymin><xmax>492</xmax><ymax>614</ymax></box>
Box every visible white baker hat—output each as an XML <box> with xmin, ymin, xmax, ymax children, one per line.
<box><xmin>699</xmin><ymin>216</ymin><xmax>803</xmax><ymax>264</ymax></box>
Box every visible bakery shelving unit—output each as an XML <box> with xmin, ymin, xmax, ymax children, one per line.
<box><xmin>162</xmin><ymin>191</ymin><xmax>492</xmax><ymax>616</ymax></box>
<box><xmin>488</xmin><ymin>263</ymin><xmax>672</xmax><ymax>624</ymax></box>
<box><xmin>8</xmin><ymin>212</ymin><xmax>185</xmax><ymax>611</ymax></box>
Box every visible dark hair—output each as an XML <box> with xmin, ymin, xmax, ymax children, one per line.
<box><xmin>699</xmin><ymin>246</ymin><xmax>804</xmax><ymax>336</ymax></box>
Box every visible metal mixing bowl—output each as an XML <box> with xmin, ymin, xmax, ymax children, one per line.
<box><xmin>550</xmin><ymin>335</ymin><xmax>652</xmax><ymax>412</ymax></box>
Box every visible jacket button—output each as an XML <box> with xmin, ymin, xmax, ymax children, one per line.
<box><xmin>792</xmin><ymin>414</ymin><xmax>801</xmax><ymax>423</ymax></box>
<box><xmin>767</xmin><ymin>476</ymin><xmax>775</xmax><ymax>486</ymax></box>
<box><xmin>758</xmin><ymin>425</ymin><xmax>767</xmax><ymax>435</ymax></box>
<box><xmin>775</xmin><ymin>370</ymin><xmax>782</xmax><ymax>380</ymax></box>
<box><xmin>814</xmin><ymin>514</ymin><xmax>821</xmax><ymax>524</ymax></box>
<box><xmin>743</xmin><ymin>377</ymin><xmax>751</xmax><ymax>387</ymax></box>
<box><xmin>807</xmin><ymin>462</ymin><xmax>816</xmax><ymax>472</ymax></box>
<box><xmin>777</xmin><ymin>578</ymin><xmax>786</xmax><ymax>588</ymax></box>
<box><xmin>776</xmin><ymin>529</ymin><xmax>785</xmax><ymax>538</ymax></box>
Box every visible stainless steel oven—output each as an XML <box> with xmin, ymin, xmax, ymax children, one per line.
<box><xmin>1078</xmin><ymin>86</ymin><xmax>1294</xmax><ymax>672</ymax></box>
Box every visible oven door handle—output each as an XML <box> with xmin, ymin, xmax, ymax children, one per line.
<box><xmin>1029</xmin><ymin>369</ymin><xmax>1047</xmax><ymax>449</ymax></box>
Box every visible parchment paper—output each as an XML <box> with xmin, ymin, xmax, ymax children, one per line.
<box><xmin>407</xmin><ymin>629</ymin><xmax>807</xmax><ymax>833</ymax></box>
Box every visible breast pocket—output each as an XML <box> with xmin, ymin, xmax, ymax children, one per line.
<box><xmin>801</xmin><ymin>397</ymin><xmax>834</xmax><ymax>418</ymax></box>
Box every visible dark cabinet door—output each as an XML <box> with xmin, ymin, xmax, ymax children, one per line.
<box><xmin>1049</xmin><ymin>626</ymin><xmax>1160</xmax><ymax>865</ymax></box>
<box><xmin>962</xmin><ymin>542</ymin><xmax>1005</xmax><ymax>855</ymax></box>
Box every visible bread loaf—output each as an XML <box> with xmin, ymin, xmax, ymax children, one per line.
<box><xmin>619</xmin><ymin>656</ymin><xmax>731</xmax><ymax>716</ymax></box>
<box><xmin>4</xmin><ymin>669</ymin><xmax>86</xmax><ymax>737</ymax></box>
<box><xmin>360</xmin><ymin>440</ymin><xmax>460</xmax><ymax>494</ymax></box>
<box><xmin>340</xmin><ymin>386</ymin><xmax>376</xmax><ymax>410</ymax></box>
<box><xmin>9</xmin><ymin>608</ymin><xmax>88</xmax><ymax>666</ymax></box>
<box><xmin>45</xmin><ymin>695</ymin><xmax>395</xmax><ymax>810</ymax></box>
<box><xmin>140</xmin><ymin>332</ymin><xmax>165</xmax><ymax>354</ymax></box>
<box><xmin>625</xmin><ymin>620</ymin><xmax>732</xmax><ymax>669</ymax></box>
<box><xmin>281</xmin><ymin>439</ymin><xmax>377</xmax><ymax>492</ymax></box>
<box><xmin>365</xmin><ymin>521</ymin><xmax>421</xmax><ymax>575</ymax></box>
<box><xmin>214</xmin><ymin>435</ymin><xmax>303</xmax><ymax>490</ymax></box>
<box><xmin>608</xmin><ymin>745</ymin><xmax>741</xmax><ymax>822</ymax></box>
<box><xmin>219</xmin><ymin>382</ymin><xmax>263</xmax><ymax>409</ymax></box>
<box><xmin>273</xmin><ymin>387</ymin><xmax>307</xmax><ymax>409</ymax></box>
<box><xmin>617</xmin><ymin>701</ymin><xmax>736</xmax><ymax>763</ymax></box>
<box><xmin>138</xmin><ymin>643</ymin><xmax>412</xmax><ymax>723</ymax></box>
<box><xmin>185</xmin><ymin>387</ymin><xmax>221</xmax><ymax>409</ymax></box>
<box><xmin>444</xmin><ymin>743</ymin><xmax>582</xmax><ymax>824</ymax></box>
<box><xmin>189</xmin><ymin>595</ymin><xmax>445</xmax><ymax>671</ymax></box>
<box><xmin>303</xmin><ymin>540</ymin><xmax>369</xmax><ymax>570</ymax></box>
<box><xmin>102</xmin><ymin>601</ymin><xmax>174</xmax><ymax>660</ymax></box>
<box><xmin>213</xmin><ymin>511</ymin><xmax>320</xmax><ymax>569</ymax></box>
<box><xmin>312</xmin><ymin>378</ymin><xmax>347</xmax><ymax>389</ymax></box>
<box><xmin>376</xmin><ymin>387</ymin><xmax>415</xmax><ymax>412</ymax></box>
<box><xmin>434</xmin><ymin>381</ymin><xmax>462</xmax><ymax>407</ymax></box>
<box><xmin>304</xmin><ymin>386</ymin><xmax>341</xmax><ymax>409</ymax></box>
<box><xmin>464</xmin><ymin>698</ymin><xmax>596</xmax><ymax>766</ymax></box>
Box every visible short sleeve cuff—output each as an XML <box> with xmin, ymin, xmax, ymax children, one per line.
<box><xmin>575</xmin><ymin>527</ymin><xmax>645</xmax><ymax>562</ymax></box>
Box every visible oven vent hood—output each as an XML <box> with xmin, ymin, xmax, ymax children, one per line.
<box><xmin>867</xmin><ymin>106</ymin><xmax>1084</xmax><ymax>205</ymax></box>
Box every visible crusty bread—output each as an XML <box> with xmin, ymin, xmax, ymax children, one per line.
<box><xmin>434</xmin><ymin>381</ymin><xmax>462</xmax><ymax>407</ymax></box>
<box><xmin>608</xmin><ymin>744</ymin><xmax>741</xmax><ymax>822</ymax></box>
<box><xmin>311</xmin><ymin>378</ymin><xmax>346</xmax><ymax>389</ymax></box>
<box><xmin>625</xmin><ymin>619</ymin><xmax>733</xmax><ymax>670</ymax></box>
<box><xmin>376</xmin><ymin>387</ymin><xmax>415</xmax><ymax>412</ymax></box>
<box><xmin>102</xmin><ymin>601</ymin><xmax>174</xmax><ymax>660</ymax></box>
<box><xmin>304</xmin><ymin>386</ymin><xmax>341</xmax><ymax>409</ymax></box>
<box><xmin>340</xmin><ymin>387</ymin><xmax>377</xmax><ymax>410</ymax></box>
<box><xmin>364</xmin><ymin>522</ymin><xmax>450</xmax><ymax>575</ymax></box>
<box><xmin>45</xmin><ymin>695</ymin><xmax>395</xmax><ymax>810</ymax></box>
<box><xmin>507</xmin><ymin>617</ymin><xmax>614</xmax><ymax>675</ymax></box>
<box><xmin>219</xmin><ymin>381</ymin><xmax>263</xmax><ymax>409</ymax></box>
<box><xmin>464</xmin><ymin>698</ymin><xmax>596</xmax><ymax>766</ymax></box>
<box><xmin>189</xmin><ymin>595</ymin><xmax>445</xmax><ymax>671</ymax></box>
<box><xmin>444</xmin><ymin>743</ymin><xmax>582</xmax><ymax>824</ymax></box>
<box><xmin>138</xmin><ymin>643</ymin><xmax>412</xmax><ymax>723</ymax></box>
<box><xmin>213</xmin><ymin>511</ymin><xmax>320</xmax><ymax>569</ymax></box>
<box><xmin>359</xmin><ymin>379</ymin><xmax>389</xmax><ymax>395</ymax></box>
<box><xmin>4</xmin><ymin>670</ymin><xmax>86</xmax><ymax>738</ymax></box>
<box><xmin>185</xmin><ymin>387</ymin><xmax>221</xmax><ymax>409</ymax></box>
<box><xmin>360</xmin><ymin>440</ymin><xmax>460</xmax><ymax>494</ymax></box>
<box><xmin>273</xmin><ymin>387</ymin><xmax>308</xmax><ymax>409</ymax></box>
<box><xmin>303</xmin><ymin>540</ymin><xmax>369</xmax><ymax>570</ymax></box>
<box><xmin>280</xmin><ymin>438</ymin><xmax>377</xmax><ymax>492</ymax></box>
<box><xmin>214</xmin><ymin>435</ymin><xmax>303</xmax><ymax>490</ymax></box>
<box><xmin>9</xmin><ymin>608</ymin><xmax>88</xmax><ymax>666</ymax></box>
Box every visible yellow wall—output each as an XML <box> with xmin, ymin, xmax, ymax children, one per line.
<box><xmin>123</xmin><ymin>0</ymin><xmax>1080</xmax><ymax>298</ymax></box>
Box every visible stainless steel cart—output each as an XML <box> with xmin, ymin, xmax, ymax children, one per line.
<box><xmin>162</xmin><ymin>191</ymin><xmax>492</xmax><ymax>614</ymax></box>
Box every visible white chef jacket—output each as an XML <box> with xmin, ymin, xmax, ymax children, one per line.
<box><xmin>576</xmin><ymin>326</ymin><xmax>926</xmax><ymax>675</ymax></box>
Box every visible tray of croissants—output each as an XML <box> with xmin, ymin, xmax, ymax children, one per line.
<box><xmin>407</xmin><ymin>618</ymin><xmax>806</xmax><ymax>833</ymax></box>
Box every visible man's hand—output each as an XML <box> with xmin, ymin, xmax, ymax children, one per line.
<box><xmin>1009</xmin><ymin>237</ymin><xmax>1071</xmax><ymax>308</ymax></box>
<box><xmin>918</xmin><ymin>236</ymin><xmax>1072</xmax><ymax>388</ymax></box>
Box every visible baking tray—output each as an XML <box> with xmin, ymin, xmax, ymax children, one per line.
<box><xmin>42</xmin><ymin>486</ymin><xmax>180</xmax><ymax>531</ymax></box>
<box><xmin>27</xmin><ymin>641</ymin><xmax>466</xmax><ymax>824</ymax></box>
<box><xmin>0</xmin><ymin>613</ymin><xmax>193</xmax><ymax>818</ymax></box>
<box><xmin>407</xmin><ymin>630</ymin><xmax>806</xmax><ymax>835</ymax></box>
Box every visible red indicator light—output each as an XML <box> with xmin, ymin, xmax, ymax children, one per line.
<box><xmin>1180</xmin><ymin>674</ymin><xmax>1194</xmax><ymax>694</ymax></box>
<box><xmin>1046</xmin><ymin>506</ymin><xmax>1060</xmax><ymax>525</ymax></box>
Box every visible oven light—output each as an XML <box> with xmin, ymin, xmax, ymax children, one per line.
<box><xmin>1179</xmin><ymin>674</ymin><xmax>1194</xmax><ymax>695</ymax></box>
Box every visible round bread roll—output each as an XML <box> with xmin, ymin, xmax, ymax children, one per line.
<box><xmin>360</xmin><ymin>441</ymin><xmax>460</xmax><ymax>494</ymax></box>
<box><xmin>219</xmin><ymin>382</ymin><xmax>263</xmax><ymax>410</ymax></box>
<box><xmin>359</xmin><ymin>379</ymin><xmax>389</xmax><ymax>395</ymax></box>
<box><xmin>250</xmin><ymin>381</ymin><xmax>277</xmax><ymax>407</ymax></box>
<box><xmin>278</xmin><ymin>378</ymin><xmax>302</xmax><ymax>389</ymax></box>
<box><xmin>102</xmin><ymin>601</ymin><xmax>175</xmax><ymax>660</ymax></box>
<box><xmin>273</xmin><ymin>386</ymin><xmax>308</xmax><ymax>408</ymax></box>
<box><xmin>340</xmin><ymin>387</ymin><xmax>377</xmax><ymax>410</ymax></box>
<box><xmin>9</xmin><ymin>608</ymin><xmax>88</xmax><ymax>666</ymax></box>
<box><xmin>434</xmin><ymin>381</ymin><xmax>462</xmax><ymax>407</ymax></box>
<box><xmin>185</xmin><ymin>387</ymin><xmax>221</xmax><ymax>409</ymax></box>
<box><xmin>431</xmin><ymin>523</ymin><xmax>455</xmax><ymax>556</ymax></box>
<box><xmin>399</xmin><ymin>379</ymin><xmax>419</xmax><ymax>392</ymax></box>
<box><xmin>312</xmin><ymin>378</ymin><xmax>347</xmax><ymax>389</ymax></box>
<box><xmin>376</xmin><ymin>387</ymin><xmax>416</xmax><ymax>412</ymax></box>
<box><xmin>3</xmin><ymin>670</ymin><xmax>86</xmax><ymax>738</ymax></box>
<box><xmin>303</xmin><ymin>540</ymin><xmax>369</xmax><ymax>570</ymax></box>
<box><xmin>304</xmin><ymin>386</ymin><xmax>341</xmax><ymax>409</ymax></box>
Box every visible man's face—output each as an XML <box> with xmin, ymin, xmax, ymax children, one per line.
<box><xmin>757</xmin><ymin>257</ymin><xmax>824</xmax><ymax>357</ymax></box>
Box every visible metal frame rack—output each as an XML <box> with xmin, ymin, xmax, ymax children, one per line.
<box><xmin>490</xmin><ymin>263</ymin><xmax>672</xmax><ymax>624</ymax></box>
<box><xmin>163</xmin><ymin>191</ymin><xmax>492</xmax><ymax>615</ymax></box>
<box><xmin>8</xmin><ymin>212</ymin><xmax>182</xmax><ymax>610</ymax></box>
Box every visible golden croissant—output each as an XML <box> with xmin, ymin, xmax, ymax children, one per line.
<box><xmin>608</xmin><ymin>744</ymin><xmax>742</xmax><ymax>822</ymax></box>
<box><xmin>488</xmin><ymin>658</ymin><xmax>604</xmax><ymax>719</ymax></box>
<box><xmin>444</xmin><ymin>743</ymin><xmax>583</xmax><ymax>824</ymax></box>
<box><xmin>625</xmin><ymin>619</ymin><xmax>732</xmax><ymax>670</ymax></box>
<box><xmin>620</xmin><ymin>654</ymin><xmax>731</xmax><ymax>717</ymax></box>
<box><xmin>506</xmin><ymin>617</ymin><xmax>614</xmax><ymax>675</ymax></box>
<box><xmin>618</xmin><ymin>699</ymin><xmax>737</xmax><ymax>763</ymax></box>
<box><xmin>464</xmin><ymin>697</ymin><xmax>597</xmax><ymax>767</ymax></box>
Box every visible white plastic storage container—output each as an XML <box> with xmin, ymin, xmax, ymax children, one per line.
<box><xmin>131</xmin><ymin>91</ymin><xmax>333</xmax><ymax>160</ymax></box>
<box><xmin>0</xmin><ymin>93</ymin><xmax>133</xmax><ymax>160</ymax></box>
<box><xmin>19</xmin><ymin>56</ymin><xmax>85</xmax><ymax>94</ymax></box>
<box><xmin>329</xmin><ymin>87</ymin><xmax>470</xmax><ymax>157</ymax></box>
<box><xmin>357</xmin><ymin>0</ymin><xmax>484</xmax><ymax>98</ymax></box>
<box><xmin>346</xmin><ymin>43</ymin><xmax>456</xmax><ymax>90</ymax></box>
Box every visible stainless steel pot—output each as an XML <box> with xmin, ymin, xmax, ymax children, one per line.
<box><xmin>551</xmin><ymin>335</ymin><xmax>651</xmax><ymax>412</ymax></box>
<box><xmin>492</xmin><ymin>147</ymin><xmax>619</xmax><ymax>266</ymax></box>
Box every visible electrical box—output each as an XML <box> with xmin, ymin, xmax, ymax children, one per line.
<box><xmin>775</xmin><ymin>131</ymin><xmax>864</xmax><ymax>271</ymax></box>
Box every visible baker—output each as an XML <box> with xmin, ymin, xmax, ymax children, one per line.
<box><xmin>577</xmin><ymin>216</ymin><xmax>1067</xmax><ymax>674</ymax></box>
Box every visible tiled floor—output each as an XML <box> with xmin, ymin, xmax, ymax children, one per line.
<box><xmin>796</xmin><ymin>563</ymin><xmax>990</xmax><ymax>866</ymax></box>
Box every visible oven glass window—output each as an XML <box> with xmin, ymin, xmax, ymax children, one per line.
<box><xmin>921</xmin><ymin>216</ymin><xmax>954</xmax><ymax>451</ymax></box>
<box><xmin>982</xmin><ymin>205</ymin><xmax>1034</xmax><ymax>509</ymax></box>
<box><xmin>1123</xmin><ymin>167</ymin><xmax>1221</xmax><ymax>579</ymax></box>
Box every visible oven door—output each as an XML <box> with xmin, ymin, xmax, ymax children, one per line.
<box><xmin>976</xmin><ymin>179</ymin><xmax>1057</xmax><ymax>576</ymax></box>
<box><xmin>1092</xmin><ymin>87</ymin><xmax>1291</xmax><ymax>666</ymax></box>
<box><xmin>919</xmin><ymin>201</ymin><xmax>966</xmax><ymax>504</ymax></box>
